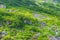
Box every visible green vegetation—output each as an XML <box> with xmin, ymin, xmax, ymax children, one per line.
<box><xmin>0</xmin><ymin>0</ymin><xmax>60</xmax><ymax>40</ymax></box>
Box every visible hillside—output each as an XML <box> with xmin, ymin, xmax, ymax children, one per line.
<box><xmin>0</xmin><ymin>0</ymin><xmax>60</xmax><ymax>40</ymax></box>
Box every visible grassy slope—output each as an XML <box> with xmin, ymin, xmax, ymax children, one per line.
<box><xmin>0</xmin><ymin>0</ymin><xmax>60</xmax><ymax>40</ymax></box>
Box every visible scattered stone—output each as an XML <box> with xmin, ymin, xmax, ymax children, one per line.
<box><xmin>29</xmin><ymin>4</ymin><xmax>33</xmax><ymax>7</ymax></box>
<box><xmin>49</xmin><ymin>36</ymin><xmax>60</xmax><ymax>40</ymax></box>
<box><xmin>41</xmin><ymin>16</ymin><xmax>47</xmax><ymax>19</ymax></box>
<box><xmin>34</xmin><ymin>14</ymin><xmax>40</xmax><ymax>18</ymax></box>
<box><xmin>51</xmin><ymin>25</ymin><xmax>57</xmax><ymax>28</ymax></box>
<box><xmin>33</xmin><ymin>13</ymin><xmax>43</xmax><ymax>18</ymax></box>
<box><xmin>0</xmin><ymin>32</ymin><xmax>2</xmax><ymax>39</ymax></box>
<box><xmin>2</xmin><ymin>31</ymin><xmax>7</xmax><ymax>37</ymax></box>
<box><xmin>41</xmin><ymin>22</ymin><xmax>47</xmax><ymax>27</ymax></box>
<box><xmin>24</xmin><ymin>20</ymin><xmax>32</xmax><ymax>25</ymax></box>
<box><xmin>7</xmin><ymin>9</ymin><xmax>18</xmax><ymax>12</ymax></box>
<box><xmin>0</xmin><ymin>4</ymin><xmax>6</xmax><ymax>8</ymax></box>
<box><xmin>0</xmin><ymin>32</ymin><xmax>2</xmax><ymax>34</ymax></box>
<box><xmin>0</xmin><ymin>31</ymin><xmax>7</xmax><ymax>39</ymax></box>
<box><xmin>55</xmin><ymin>29</ymin><xmax>59</xmax><ymax>35</ymax></box>
<box><xmin>49</xmin><ymin>36</ymin><xmax>57</xmax><ymax>40</ymax></box>
<box><xmin>7</xmin><ymin>9</ymin><xmax>12</xmax><ymax>12</ymax></box>
<box><xmin>24</xmin><ymin>20</ymin><xmax>27</xmax><ymax>23</ymax></box>
<box><xmin>55</xmin><ymin>37</ymin><xmax>60</xmax><ymax>40</ymax></box>
<box><xmin>0</xmin><ymin>36</ymin><xmax>2</xmax><ymax>39</ymax></box>
<box><xmin>49</xmin><ymin>25</ymin><xmax>57</xmax><ymax>30</ymax></box>
<box><xmin>0</xmin><ymin>23</ymin><xmax>2</xmax><ymax>27</ymax></box>
<box><xmin>6</xmin><ymin>21</ymin><xmax>12</xmax><ymax>25</ymax></box>
<box><xmin>44</xmin><ymin>0</ymin><xmax>50</xmax><ymax>2</ymax></box>
<box><xmin>47</xmin><ymin>17</ymin><xmax>51</xmax><ymax>20</ymax></box>
<box><xmin>33</xmin><ymin>13</ymin><xmax>47</xmax><ymax>20</ymax></box>
<box><xmin>33</xmin><ymin>33</ymin><xmax>40</xmax><ymax>40</ymax></box>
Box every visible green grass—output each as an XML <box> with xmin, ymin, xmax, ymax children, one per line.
<box><xmin>0</xmin><ymin>7</ymin><xmax>60</xmax><ymax>40</ymax></box>
<box><xmin>0</xmin><ymin>0</ymin><xmax>60</xmax><ymax>40</ymax></box>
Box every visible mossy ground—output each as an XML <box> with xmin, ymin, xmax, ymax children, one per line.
<box><xmin>0</xmin><ymin>7</ymin><xmax>60</xmax><ymax>40</ymax></box>
<box><xmin>0</xmin><ymin>1</ymin><xmax>60</xmax><ymax>40</ymax></box>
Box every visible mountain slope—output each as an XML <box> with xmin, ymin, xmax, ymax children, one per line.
<box><xmin>0</xmin><ymin>0</ymin><xmax>60</xmax><ymax>40</ymax></box>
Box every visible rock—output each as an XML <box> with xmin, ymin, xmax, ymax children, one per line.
<box><xmin>0</xmin><ymin>31</ymin><xmax>7</xmax><ymax>39</ymax></box>
<box><xmin>0</xmin><ymin>4</ymin><xmax>6</xmax><ymax>8</ymax></box>
<box><xmin>40</xmin><ymin>22</ymin><xmax>47</xmax><ymax>27</ymax></box>
<box><xmin>55</xmin><ymin>29</ymin><xmax>59</xmax><ymax>35</ymax></box>
<box><xmin>49</xmin><ymin>36</ymin><xmax>60</xmax><ymax>40</ymax></box>
<box><xmin>33</xmin><ymin>13</ymin><xmax>47</xmax><ymax>20</ymax></box>
<box><xmin>0</xmin><ymin>37</ymin><xmax>2</xmax><ymax>39</ymax></box>
<box><xmin>47</xmin><ymin>17</ymin><xmax>51</xmax><ymax>20</ymax></box>
<box><xmin>24</xmin><ymin>20</ymin><xmax>26</xmax><ymax>23</ymax></box>
<box><xmin>49</xmin><ymin>25</ymin><xmax>57</xmax><ymax>30</ymax></box>
<box><xmin>0</xmin><ymin>32</ymin><xmax>2</xmax><ymax>39</ymax></box>
<box><xmin>49</xmin><ymin>36</ymin><xmax>57</xmax><ymax>40</ymax></box>
<box><xmin>7</xmin><ymin>9</ymin><xmax>18</xmax><ymax>12</ymax></box>
<box><xmin>33</xmin><ymin>33</ymin><xmax>40</xmax><ymax>40</ymax></box>
<box><xmin>2</xmin><ymin>31</ymin><xmax>7</xmax><ymax>37</ymax></box>
<box><xmin>40</xmin><ymin>15</ymin><xmax>47</xmax><ymax>19</ymax></box>
<box><xmin>56</xmin><ymin>37</ymin><xmax>60</xmax><ymax>40</ymax></box>
<box><xmin>7</xmin><ymin>9</ymin><xmax>12</xmax><ymax>12</ymax></box>
<box><xmin>33</xmin><ymin>13</ymin><xmax>43</xmax><ymax>18</ymax></box>
<box><xmin>24</xmin><ymin>20</ymin><xmax>32</xmax><ymax>25</ymax></box>
<box><xmin>0</xmin><ymin>23</ymin><xmax>2</xmax><ymax>27</ymax></box>
<box><xmin>0</xmin><ymin>32</ymin><xmax>2</xmax><ymax>34</ymax></box>
<box><xmin>34</xmin><ymin>14</ymin><xmax>40</xmax><ymax>18</ymax></box>
<box><xmin>50</xmin><ymin>37</ymin><xmax>57</xmax><ymax>40</ymax></box>
<box><xmin>6</xmin><ymin>21</ymin><xmax>12</xmax><ymax>25</ymax></box>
